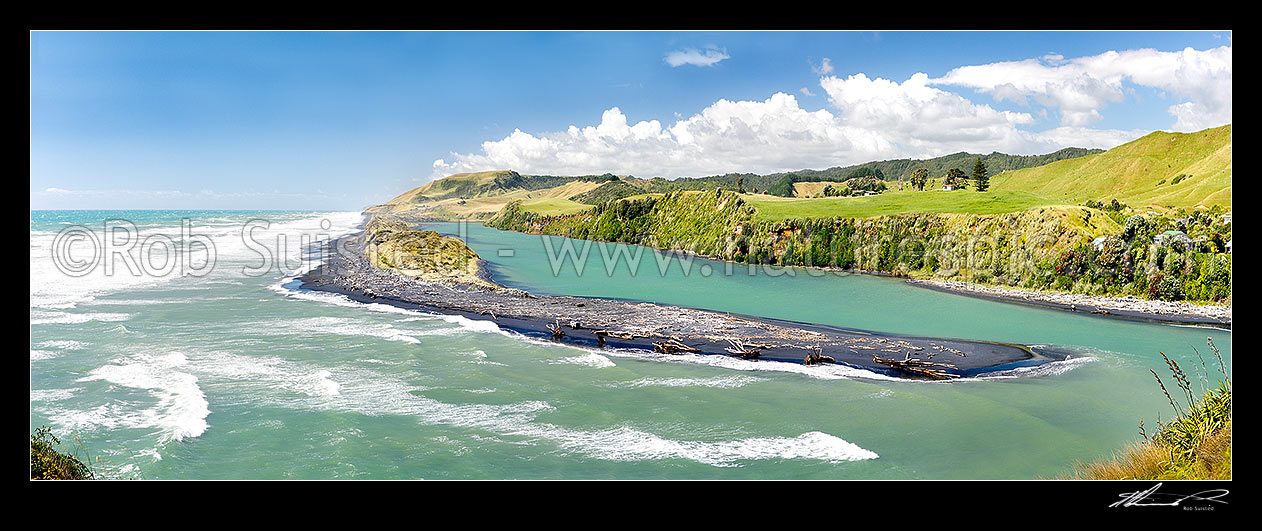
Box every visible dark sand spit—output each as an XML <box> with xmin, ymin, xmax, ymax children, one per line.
<box><xmin>300</xmin><ymin>234</ymin><xmax>1065</xmax><ymax>380</ymax></box>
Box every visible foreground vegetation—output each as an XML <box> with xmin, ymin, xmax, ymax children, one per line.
<box><xmin>30</xmin><ymin>426</ymin><xmax>93</xmax><ymax>480</ymax></box>
<box><xmin>1068</xmin><ymin>338</ymin><xmax>1231</xmax><ymax>480</ymax></box>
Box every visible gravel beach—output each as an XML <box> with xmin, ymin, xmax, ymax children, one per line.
<box><xmin>907</xmin><ymin>279</ymin><xmax>1231</xmax><ymax>327</ymax></box>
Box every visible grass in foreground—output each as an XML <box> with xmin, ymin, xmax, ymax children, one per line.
<box><xmin>1065</xmin><ymin>338</ymin><xmax>1231</xmax><ymax>480</ymax></box>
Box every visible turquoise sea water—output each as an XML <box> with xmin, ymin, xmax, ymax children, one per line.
<box><xmin>30</xmin><ymin>211</ymin><xmax>1232</xmax><ymax>479</ymax></box>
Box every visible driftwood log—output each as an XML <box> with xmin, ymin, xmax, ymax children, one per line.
<box><xmin>723</xmin><ymin>338</ymin><xmax>762</xmax><ymax>360</ymax></box>
<box><xmin>594</xmin><ymin>330</ymin><xmax>641</xmax><ymax>340</ymax></box>
<box><xmin>803</xmin><ymin>346</ymin><xmax>836</xmax><ymax>366</ymax></box>
<box><xmin>654</xmin><ymin>338</ymin><xmax>700</xmax><ymax>354</ymax></box>
<box><xmin>547</xmin><ymin>319</ymin><xmax>565</xmax><ymax>340</ymax></box>
<box><xmin>872</xmin><ymin>352</ymin><xmax>961</xmax><ymax>380</ymax></box>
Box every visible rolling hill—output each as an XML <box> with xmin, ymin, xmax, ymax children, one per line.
<box><xmin>991</xmin><ymin>124</ymin><xmax>1231</xmax><ymax>212</ymax></box>
<box><xmin>367</xmin><ymin>170</ymin><xmax>611</xmax><ymax>220</ymax></box>
<box><xmin>371</xmin><ymin>125</ymin><xmax>1230</xmax><ymax>222</ymax></box>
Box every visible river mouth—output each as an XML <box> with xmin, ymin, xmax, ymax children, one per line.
<box><xmin>300</xmin><ymin>222</ymin><xmax>1063</xmax><ymax>381</ymax></box>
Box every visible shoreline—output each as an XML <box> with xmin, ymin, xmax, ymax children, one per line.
<box><xmin>907</xmin><ymin>279</ymin><xmax>1231</xmax><ymax>327</ymax></box>
<box><xmin>298</xmin><ymin>232</ymin><xmax>1064</xmax><ymax>380</ymax></box>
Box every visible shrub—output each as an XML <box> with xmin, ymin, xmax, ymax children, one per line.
<box><xmin>30</xmin><ymin>426</ymin><xmax>93</xmax><ymax>480</ymax></box>
<box><xmin>1147</xmin><ymin>271</ymin><xmax>1184</xmax><ymax>300</ymax></box>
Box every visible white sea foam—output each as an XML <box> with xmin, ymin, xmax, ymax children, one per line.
<box><xmin>81</xmin><ymin>298</ymin><xmax>184</xmax><ymax>306</ymax></box>
<box><xmin>68</xmin><ymin>352</ymin><xmax>210</xmax><ymax>442</ymax></box>
<box><xmin>31</xmin><ymin>388</ymin><xmax>81</xmax><ymax>402</ymax></box>
<box><xmin>1169</xmin><ymin>323</ymin><xmax>1232</xmax><ymax>332</ymax></box>
<box><xmin>549</xmin><ymin>352</ymin><xmax>616</xmax><ymax>368</ymax></box>
<box><xmin>273</xmin><ymin>282</ymin><xmax>513</xmax><ymax>340</ymax></box>
<box><xmin>188</xmin><ymin>350</ymin><xmax>876</xmax><ymax>467</ymax></box>
<box><xmin>596</xmin><ymin>348</ymin><xmax>905</xmax><ymax>382</ymax></box>
<box><xmin>539</xmin><ymin>426</ymin><xmax>877</xmax><ymax>466</ymax></box>
<box><xmin>462</xmin><ymin>349</ymin><xmax>507</xmax><ymax>366</ymax></box>
<box><xmin>30</xmin><ymin>310</ymin><xmax>131</xmax><ymax>325</ymax></box>
<box><xmin>282</xmin><ymin>316</ymin><xmax>425</xmax><ymax>345</ymax></box>
<box><xmin>435</xmin><ymin>314</ymin><xmax>506</xmax><ymax>335</ymax></box>
<box><xmin>973</xmin><ymin>356</ymin><xmax>1098</xmax><ymax>380</ymax></box>
<box><xmin>307</xmin><ymin>370</ymin><xmax>342</xmax><ymax>396</ymax></box>
<box><xmin>609</xmin><ymin>375</ymin><xmax>763</xmax><ymax>389</ymax></box>
<box><xmin>36</xmin><ymin>339</ymin><xmax>90</xmax><ymax>350</ymax></box>
<box><xmin>269</xmin><ymin>280</ymin><xmax>417</xmax><ymax>317</ymax></box>
<box><xmin>30</xmin><ymin>350</ymin><xmax>57</xmax><ymax>361</ymax></box>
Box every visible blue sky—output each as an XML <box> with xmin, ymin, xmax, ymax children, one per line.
<box><xmin>30</xmin><ymin>30</ymin><xmax>1232</xmax><ymax>210</ymax></box>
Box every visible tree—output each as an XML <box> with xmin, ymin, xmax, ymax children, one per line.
<box><xmin>944</xmin><ymin>168</ymin><xmax>967</xmax><ymax>189</ymax></box>
<box><xmin>972</xmin><ymin>158</ymin><xmax>990</xmax><ymax>192</ymax></box>
<box><xmin>910</xmin><ymin>168</ymin><xmax>929</xmax><ymax>191</ymax></box>
<box><xmin>767</xmin><ymin>175</ymin><xmax>796</xmax><ymax>197</ymax></box>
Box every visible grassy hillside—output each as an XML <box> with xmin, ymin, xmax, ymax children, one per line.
<box><xmin>570</xmin><ymin>180</ymin><xmax>645</xmax><ymax>204</ymax></box>
<box><xmin>992</xmin><ymin>125</ymin><xmax>1231</xmax><ymax>212</ymax></box>
<box><xmin>649</xmin><ymin>147</ymin><xmax>1104</xmax><ymax>193</ymax></box>
<box><xmin>371</xmin><ymin>143</ymin><xmax>1109</xmax><ymax>221</ymax></box>
<box><xmin>368</xmin><ymin>170</ymin><xmax>608</xmax><ymax>220</ymax></box>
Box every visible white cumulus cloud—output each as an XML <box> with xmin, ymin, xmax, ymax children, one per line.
<box><xmin>934</xmin><ymin>46</ymin><xmax>1231</xmax><ymax>131</ymax></box>
<box><xmin>430</xmin><ymin>52</ymin><xmax>1206</xmax><ymax>180</ymax></box>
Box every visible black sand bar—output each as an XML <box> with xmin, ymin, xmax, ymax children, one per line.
<box><xmin>300</xmin><ymin>235</ymin><xmax>1060</xmax><ymax>380</ymax></box>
